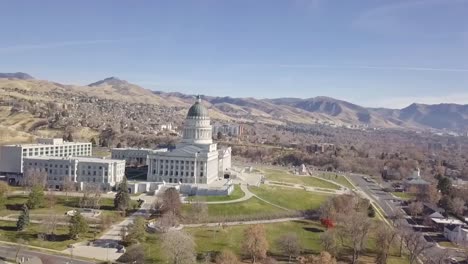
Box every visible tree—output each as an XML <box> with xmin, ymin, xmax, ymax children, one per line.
<box><xmin>66</xmin><ymin>133</ymin><xmax>73</xmax><ymax>142</ymax></box>
<box><xmin>407</xmin><ymin>201</ymin><xmax>423</xmax><ymax>218</ymax></box>
<box><xmin>124</xmin><ymin>216</ymin><xmax>146</xmax><ymax>245</ymax></box>
<box><xmin>27</xmin><ymin>185</ymin><xmax>45</xmax><ymax>209</ymax></box>
<box><xmin>451</xmin><ymin>197</ymin><xmax>465</xmax><ymax>216</ymax></box>
<box><xmin>367</xmin><ymin>204</ymin><xmax>376</xmax><ymax>218</ymax></box>
<box><xmin>62</xmin><ymin>177</ymin><xmax>75</xmax><ymax>200</ymax></box>
<box><xmin>437</xmin><ymin>177</ymin><xmax>452</xmax><ymax>195</ymax></box>
<box><xmin>215</xmin><ymin>249</ymin><xmax>239</xmax><ymax>264</ymax></box>
<box><xmin>375</xmin><ymin>224</ymin><xmax>397</xmax><ymax>264</ymax></box>
<box><xmin>401</xmin><ymin>228</ymin><xmax>433</xmax><ymax>264</ymax></box>
<box><xmin>90</xmin><ymin>138</ymin><xmax>97</xmax><ymax>146</ymax></box>
<box><xmin>118</xmin><ymin>244</ymin><xmax>145</xmax><ymax>264</ymax></box>
<box><xmin>242</xmin><ymin>224</ymin><xmax>269</xmax><ymax>263</ymax></box>
<box><xmin>187</xmin><ymin>200</ymin><xmax>208</xmax><ymax>223</ymax></box>
<box><xmin>298</xmin><ymin>251</ymin><xmax>337</xmax><ymax>264</ymax></box>
<box><xmin>336</xmin><ymin>212</ymin><xmax>372</xmax><ymax>264</ymax></box>
<box><xmin>161</xmin><ymin>230</ymin><xmax>196</xmax><ymax>264</ymax></box>
<box><xmin>159</xmin><ymin>211</ymin><xmax>179</xmax><ymax>232</ymax></box>
<box><xmin>277</xmin><ymin>233</ymin><xmax>301</xmax><ymax>263</ymax></box>
<box><xmin>16</xmin><ymin>204</ymin><xmax>30</xmax><ymax>231</ymax></box>
<box><xmin>320</xmin><ymin>229</ymin><xmax>338</xmax><ymax>256</ymax></box>
<box><xmin>114</xmin><ymin>177</ymin><xmax>131</xmax><ymax>211</ymax></box>
<box><xmin>0</xmin><ymin>181</ymin><xmax>9</xmax><ymax>209</ymax></box>
<box><xmin>21</xmin><ymin>169</ymin><xmax>47</xmax><ymax>190</ymax></box>
<box><xmin>69</xmin><ymin>212</ymin><xmax>89</xmax><ymax>239</ymax></box>
<box><xmin>418</xmin><ymin>184</ymin><xmax>441</xmax><ymax>205</ymax></box>
<box><xmin>161</xmin><ymin>188</ymin><xmax>182</xmax><ymax>216</ymax></box>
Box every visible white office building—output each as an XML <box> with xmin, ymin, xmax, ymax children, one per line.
<box><xmin>0</xmin><ymin>138</ymin><xmax>92</xmax><ymax>177</ymax></box>
<box><xmin>23</xmin><ymin>156</ymin><xmax>125</xmax><ymax>191</ymax></box>
<box><xmin>147</xmin><ymin>96</ymin><xmax>231</xmax><ymax>184</ymax></box>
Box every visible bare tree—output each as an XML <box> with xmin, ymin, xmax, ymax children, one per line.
<box><xmin>215</xmin><ymin>249</ymin><xmax>239</xmax><ymax>264</ymax></box>
<box><xmin>159</xmin><ymin>211</ymin><xmax>179</xmax><ymax>232</ymax></box>
<box><xmin>277</xmin><ymin>233</ymin><xmax>301</xmax><ymax>263</ymax></box>
<box><xmin>451</xmin><ymin>197</ymin><xmax>465</xmax><ymax>216</ymax></box>
<box><xmin>375</xmin><ymin>224</ymin><xmax>397</xmax><ymax>264</ymax></box>
<box><xmin>187</xmin><ymin>200</ymin><xmax>208</xmax><ymax>223</ymax></box>
<box><xmin>401</xmin><ymin>228</ymin><xmax>433</xmax><ymax>264</ymax></box>
<box><xmin>408</xmin><ymin>201</ymin><xmax>423</xmax><ymax>218</ymax></box>
<box><xmin>161</xmin><ymin>230</ymin><xmax>196</xmax><ymax>264</ymax></box>
<box><xmin>336</xmin><ymin>212</ymin><xmax>372</xmax><ymax>264</ymax></box>
<box><xmin>21</xmin><ymin>169</ymin><xmax>47</xmax><ymax>190</ymax></box>
<box><xmin>298</xmin><ymin>251</ymin><xmax>337</xmax><ymax>264</ymax></box>
<box><xmin>320</xmin><ymin>229</ymin><xmax>338</xmax><ymax>256</ymax></box>
<box><xmin>118</xmin><ymin>244</ymin><xmax>145</xmax><ymax>264</ymax></box>
<box><xmin>62</xmin><ymin>177</ymin><xmax>75</xmax><ymax>200</ymax></box>
<box><xmin>161</xmin><ymin>188</ymin><xmax>182</xmax><ymax>216</ymax></box>
<box><xmin>242</xmin><ymin>224</ymin><xmax>269</xmax><ymax>263</ymax></box>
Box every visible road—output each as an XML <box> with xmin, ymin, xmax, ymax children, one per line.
<box><xmin>0</xmin><ymin>244</ymin><xmax>94</xmax><ymax>264</ymax></box>
<box><xmin>347</xmin><ymin>173</ymin><xmax>467</xmax><ymax>262</ymax></box>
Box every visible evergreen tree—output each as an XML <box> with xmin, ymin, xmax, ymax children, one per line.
<box><xmin>114</xmin><ymin>177</ymin><xmax>131</xmax><ymax>211</ymax></box>
<box><xmin>27</xmin><ymin>185</ymin><xmax>45</xmax><ymax>209</ymax></box>
<box><xmin>437</xmin><ymin>177</ymin><xmax>452</xmax><ymax>195</ymax></box>
<box><xmin>16</xmin><ymin>204</ymin><xmax>30</xmax><ymax>231</ymax></box>
<box><xmin>69</xmin><ymin>212</ymin><xmax>89</xmax><ymax>239</ymax></box>
<box><xmin>90</xmin><ymin>138</ymin><xmax>97</xmax><ymax>146</ymax></box>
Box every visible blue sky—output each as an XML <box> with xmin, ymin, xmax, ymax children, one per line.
<box><xmin>0</xmin><ymin>0</ymin><xmax>467</xmax><ymax>108</ymax></box>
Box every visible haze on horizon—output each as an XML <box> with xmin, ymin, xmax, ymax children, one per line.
<box><xmin>0</xmin><ymin>0</ymin><xmax>467</xmax><ymax>108</ymax></box>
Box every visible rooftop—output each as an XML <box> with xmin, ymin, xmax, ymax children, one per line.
<box><xmin>24</xmin><ymin>156</ymin><xmax>124</xmax><ymax>163</ymax></box>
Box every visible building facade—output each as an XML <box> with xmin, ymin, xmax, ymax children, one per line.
<box><xmin>0</xmin><ymin>138</ymin><xmax>92</xmax><ymax>176</ymax></box>
<box><xmin>147</xmin><ymin>96</ymin><xmax>231</xmax><ymax>184</ymax></box>
<box><xmin>212</xmin><ymin>123</ymin><xmax>243</xmax><ymax>137</ymax></box>
<box><xmin>23</xmin><ymin>156</ymin><xmax>125</xmax><ymax>191</ymax></box>
<box><xmin>111</xmin><ymin>147</ymin><xmax>167</xmax><ymax>166</ymax></box>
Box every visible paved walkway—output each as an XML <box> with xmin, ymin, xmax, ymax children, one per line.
<box><xmin>63</xmin><ymin>193</ymin><xmax>157</xmax><ymax>262</ymax></box>
<box><xmin>183</xmin><ymin>217</ymin><xmax>305</xmax><ymax>228</ymax></box>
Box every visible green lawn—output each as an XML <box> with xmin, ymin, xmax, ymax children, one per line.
<box><xmin>316</xmin><ymin>173</ymin><xmax>355</xmax><ymax>189</ymax></box>
<box><xmin>182</xmin><ymin>197</ymin><xmax>292</xmax><ymax>223</ymax></box>
<box><xmin>143</xmin><ymin>219</ymin><xmax>409</xmax><ymax>264</ymax></box>
<box><xmin>143</xmin><ymin>220</ymin><xmax>325</xmax><ymax>263</ymax></box>
<box><xmin>262</xmin><ymin>169</ymin><xmax>340</xmax><ymax>190</ymax></box>
<box><xmin>391</xmin><ymin>192</ymin><xmax>415</xmax><ymax>201</ymax></box>
<box><xmin>0</xmin><ymin>220</ymin><xmax>101</xmax><ymax>250</ymax></box>
<box><xmin>1</xmin><ymin>195</ymin><xmax>117</xmax><ymax>217</ymax></box>
<box><xmin>186</xmin><ymin>185</ymin><xmax>245</xmax><ymax>202</ymax></box>
<box><xmin>250</xmin><ymin>185</ymin><xmax>331</xmax><ymax>211</ymax></box>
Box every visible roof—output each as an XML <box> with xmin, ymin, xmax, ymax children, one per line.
<box><xmin>406</xmin><ymin>177</ymin><xmax>430</xmax><ymax>185</ymax></box>
<box><xmin>187</xmin><ymin>96</ymin><xmax>209</xmax><ymax>118</ymax></box>
<box><xmin>432</xmin><ymin>218</ymin><xmax>464</xmax><ymax>225</ymax></box>
<box><xmin>24</xmin><ymin>156</ymin><xmax>124</xmax><ymax>164</ymax></box>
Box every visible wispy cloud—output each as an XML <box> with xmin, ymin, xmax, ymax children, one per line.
<box><xmin>234</xmin><ymin>63</ymin><xmax>468</xmax><ymax>72</ymax></box>
<box><xmin>0</xmin><ymin>39</ymin><xmax>118</xmax><ymax>54</ymax></box>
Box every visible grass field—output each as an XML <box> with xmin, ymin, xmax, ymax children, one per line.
<box><xmin>143</xmin><ymin>220</ymin><xmax>325</xmax><ymax>263</ymax></box>
<box><xmin>262</xmin><ymin>168</ymin><xmax>340</xmax><ymax>190</ymax></box>
<box><xmin>0</xmin><ymin>195</ymin><xmax>117</xmax><ymax>217</ymax></box>
<box><xmin>0</xmin><ymin>220</ymin><xmax>101</xmax><ymax>250</ymax></box>
<box><xmin>182</xmin><ymin>197</ymin><xmax>293</xmax><ymax>223</ymax></box>
<box><xmin>391</xmin><ymin>192</ymin><xmax>415</xmax><ymax>201</ymax></box>
<box><xmin>316</xmin><ymin>173</ymin><xmax>355</xmax><ymax>189</ymax></box>
<box><xmin>187</xmin><ymin>185</ymin><xmax>245</xmax><ymax>202</ymax></box>
<box><xmin>249</xmin><ymin>185</ymin><xmax>331</xmax><ymax>211</ymax></box>
<box><xmin>143</xmin><ymin>219</ymin><xmax>409</xmax><ymax>264</ymax></box>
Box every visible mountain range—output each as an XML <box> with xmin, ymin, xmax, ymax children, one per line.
<box><xmin>1</xmin><ymin>73</ymin><xmax>467</xmax><ymax>132</ymax></box>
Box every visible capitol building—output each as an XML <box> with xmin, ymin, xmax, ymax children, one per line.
<box><xmin>146</xmin><ymin>96</ymin><xmax>231</xmax><ymax>184</ymax></box>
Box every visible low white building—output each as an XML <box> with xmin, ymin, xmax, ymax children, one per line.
<box><xmin>147</xmin><ymin>96</ymin><xmax>231</xmax><ymax>184</ymax></box>
<box><xmin>0</xmin><ymin>138</ymin><xmax>92</xmax><ymax>177</ymax></box>
<box><xmin>23</xmin><ymin>156</ymin><xmax>125</xmax><ymax>191</ymax></box>
<box><xmin>444</xmin><ymin>225</ymin><xmax>468</xmax><ymax>245</ymax></box>
<box><xmin>212</xmin><ymin>123</ymin><xmax>243</xmax><ymax>137</ymax></box>
<box><xmin>111</xmin><ymin>147</ymin><xmax>168</xmax><ymax>166</ymax></box>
